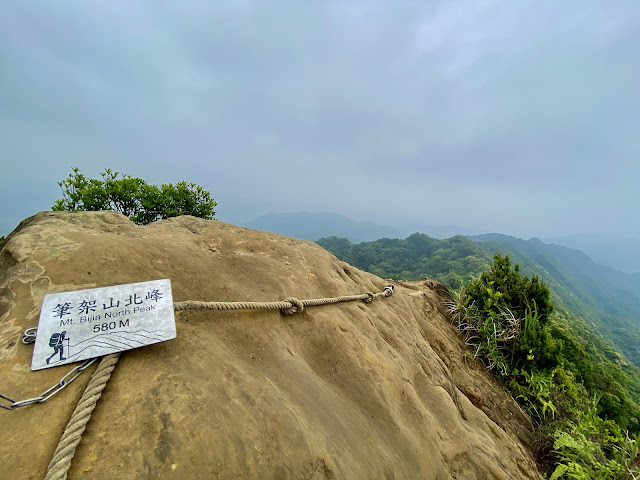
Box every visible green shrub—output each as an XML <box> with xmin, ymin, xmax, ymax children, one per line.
<box><xmin>52</xmin><ymin>167</ymin><xmax>216</xmax><ymax>225</ymax></box>
<box><xmin>446</xmin><ymin>255</ymin><xmax>640</xmax><ymax>478</ymax></box>
<box><xmin>549</xmin><ymin>396</ymin><xmax>633</xmax><ymax>479</ymax></box>
<box><xmin>447</xmin><ymin>255</ymin><xmax>558</xmax><ymax>375</ymax></box>
<box><xmin>509</xmin><ymin>368</ymin><xmax>557</xmax><ymax>423</ymax></box>
<box><xmin>513</xmin><ymin>305</ymin><xmax>562</xmax><ymax>371</ymax></box>
<box><xmin>465</xmin><ymin>253</ymin><xmax>554</xmax><ymax>325</ymax></box>
<box><xmin>446</xmin><ymin>288</ymin><xmax>516</xmax><ymax>375</ymax></box>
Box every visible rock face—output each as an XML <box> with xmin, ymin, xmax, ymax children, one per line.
<box><xmin>0</xmin><ymin>212</ymin><xmax>540</xmax><ymax>480</ymax></box>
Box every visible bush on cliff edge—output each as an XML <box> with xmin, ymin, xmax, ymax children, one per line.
<box><xmin>52</xmin><ymin>167</ymin><xmax>216</xmax><ymax>225</ymax></box>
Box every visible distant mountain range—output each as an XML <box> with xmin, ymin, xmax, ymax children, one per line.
<box><xmin>315</xmin><ymin>227</ymin><xmax>640</xmax><ymax>367</ymax></box>
<box><xmin>242</xmin><ymin>212</ymin><xmax>479</xmax><ymax>243</ymax></box>
<box><xmin>242</xmin><ymin>212</ymin><xmax>640</xmax><ymax>274</ymax></box>
<box><xmin>243</xmin><ymin>212</ymin><xmax>397</xmax><ymax>243</ymax></box>
<box><xmin>545</xmin><ymin>234</ymin><xmax>640</xmax><ymax>274</ymax></box>
<box><xmin>242</xmin><ymin>212</ymin><xmax>640</xmax><ymax>366</ymax></box>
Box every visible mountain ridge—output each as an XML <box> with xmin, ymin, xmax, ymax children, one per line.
<box><xmin>317</xmin><ymin>231</ymin><xmax>640</xmax><ymax>367</ymax></box>
<box><xmin>242</xmin><ymin>211</ymin><xmax>638</xmax><ymax>274</ymax></box>
<box><xmin>545</xmin><ymin>233</ymin><xmax>640</xmax><ymax>273</ymax></box>
<box><xmin>241</xmin><ymin>211</ymin><xmax>475</xmax><ymax>243</ymax></box>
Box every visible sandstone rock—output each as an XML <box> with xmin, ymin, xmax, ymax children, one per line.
<box><xmin>0</xmin><ymin>211</ymin><xmax>540</xmax><ymax>479</ymax></box>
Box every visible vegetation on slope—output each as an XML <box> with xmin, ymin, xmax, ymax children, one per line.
<box><xmin>318</xmin><ymin>234</ymin><xmax>640</xmax><ymax>478</ymax></box>
<box><xmin>317</xmin><ymin>233</ymin><xmax>491</xmax><ymax>289</ymax></box>
<box><xmin>317</xmin><ymin>233</ymin><xmax>640</xmax><ymax>367</ymax></box>
<box><xmin>468</xmin><ymin>234</ymin><xmax>640</xmax><ymax>369</ymax></box>
<box><xmin>449</xmin><ymin>255</ymin><xmax>639</xmax><ymax>478</ymax></box>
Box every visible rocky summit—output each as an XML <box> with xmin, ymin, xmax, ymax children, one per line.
<box><xmin>0</xmin><ymin>211</ymin><xmax>540</xmax><ymax>479</ymax></box>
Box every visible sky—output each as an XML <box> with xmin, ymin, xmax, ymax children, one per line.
<box><xmin>1</xmin><ymin>0</ymin><xmax>639</xmax><ymax>240</ymax></box>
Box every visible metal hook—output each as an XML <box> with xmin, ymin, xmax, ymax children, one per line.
<box><xmin>22</xmin><ymin>327</ymin><xmax>37</xmax><ymax>345</ymax></box>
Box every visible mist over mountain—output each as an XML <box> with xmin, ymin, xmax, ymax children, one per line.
<box><xmin>242</xmin><ymin>212</ymin><xmax>481</xmax><ymax>243</ymax></box>
<box><xmin>243</xmin><ymin>212</ymin><xmax>640</xmax><ymax>275</ymax></box>
<box><xmin>243</xmin><ymin>212</ymin><xmax>398</xmax><ymax>243</ymax></box>
<box><xmin>546</xmin><ymin>234</ymin><xmax>640</xmax><ymax>274</ymax></box>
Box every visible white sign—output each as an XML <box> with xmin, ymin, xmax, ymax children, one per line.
<box><xmin>32</xmin><ymin>279</ymin><xmax>176</xmax><ymax>371</ymax></box>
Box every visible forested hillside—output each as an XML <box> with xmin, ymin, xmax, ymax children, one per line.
<box><xmin>468</xmin><ymin>234</ymin><xmax>640</xmax><ymax>368</ymax></box>
<box><xmin>318</xmin><ymin>234</ymin><xmax>491</xmax><ymax>289</ymax></box>
<box><xmin>317</xmin><ymin>233</ymin><xmax>640</xmax><ymax>368</ymax></box>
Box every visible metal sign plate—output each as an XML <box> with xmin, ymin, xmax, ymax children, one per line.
<box><xmin>31</xmin><ymin>279</ymin><xmax>176</xmax><ymax>371</ymax></box>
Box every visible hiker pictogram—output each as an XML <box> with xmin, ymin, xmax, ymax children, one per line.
<box><xmin>46</xmin><ymin>331</ymin><xmax>69</xmax><ymax>365</ymax></box>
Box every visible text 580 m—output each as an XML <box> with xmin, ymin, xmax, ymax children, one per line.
<box><xmin>93</xmin><ymin>319</ymin><xmax>130</xmax><ymax>333</ymax></box>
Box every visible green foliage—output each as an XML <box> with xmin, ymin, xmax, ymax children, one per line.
<box><xmin>52</xmin><ymin>167</ymin><xmax>216</xmax><ymax>225</ymax></box>
<box><xmin>321</xmin><ymin>230</ymin><xmax>640</xmax><ymax>478</ymax></box>
<box><xmin>447</xmin><ymin>255</ymin><xmax>558</xmax><ymax>376</ymax></box>
<box><xmin>465</xmin><ymin>254</ymin><xmax>554</xmax><ymax>326</ymax></box>
<box><xmin>509</xmin><ymin>368</ymin><xmax>558</xmax><ymax>422</ymax></box>
<box><xmin>446</xmin><ymin>288</ymin><xmax>516</xmax><ymax>375</ymax></box>
<box><xmin>469</xmin><ymin>235</ymin><xmax>640</xmax><ymax>369</ymax></box>
<box><xmin>513</xmin><ymin>305</ymin><xmax>562</xmax><ymax>371</ymax></box>
<box><xmin>617</xmin><ymin>431</ymin><xmax>640</xmax><ymax>479</ymax></box>
<box><xmin>444</xmin><ymin>257</ymin><xmax>640</xmax><ymax>478</ymax></box>
<box><xmin>317</xmin><ymin>233</ymin><xmax>491</xmax><ymax>289</ymax></box>
<box><xmin>549</xmin><ymin>314</ymin><xmax>640</xmax><ymax>431</ymax></box>
<box><xmin>549</xmin><ymin>396</ymin><xmax>636</xmax><ymax>479</ymax></box>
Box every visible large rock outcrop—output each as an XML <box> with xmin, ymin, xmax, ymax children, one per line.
<box><xmin>0</xmin><ymin>212</ymin><xmax>540</xmax><ymax>479</ymax></box>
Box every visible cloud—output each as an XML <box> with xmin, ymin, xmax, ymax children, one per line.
<box><xmin>1</xmin><ymin>0</ymin><xmax>639</xmax><ymax>238</ymax></box>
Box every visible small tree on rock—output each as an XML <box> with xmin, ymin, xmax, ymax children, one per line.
<box><xmin>52</xmin><ymin>167</ymin><xmax>216</xmax><ymax>225</ymax></box>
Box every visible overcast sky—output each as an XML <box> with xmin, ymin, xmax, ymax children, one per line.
<box><xmin>1</xmin><ymin>0</ymin><xmax>639</xmax><ymax>239</ymax></box>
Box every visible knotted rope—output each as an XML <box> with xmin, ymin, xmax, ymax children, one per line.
<box><xmin>173</xmin><ymin>286</ymin><xmax>394</xmax><ymax>315</ymax></box>
<box><xmin>44</xmin><ymin>285</ymin><xmax>394</xmax><ymax>479</ymax></box>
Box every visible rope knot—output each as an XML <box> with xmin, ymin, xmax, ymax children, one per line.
<box><xmin>282</xmin><ymin>297</ymin><xmax>304</xmax><ymax>315</ymax></box>
<box><xmin>383</xmin><ymin>285</ymin><xmax>394</xmax><ymax>297</ymax></box>
<box><xmin>363</xmin><ymin>292</ymin><xmax>375</xmax><ymax>304</ymax></box>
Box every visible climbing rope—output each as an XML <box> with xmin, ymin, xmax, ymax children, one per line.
<box><xmin>173</xmin><ymin>286</ymin><xmax>394</xmax><ymax>315</ymax></box>
<box><xmin>40</xmin><ymin>285</ymin><xmax>394</xmax><ymax>479</ymax></box>
<box><xmin>44</xmin><ymin>353</ymin><xmax>120</xmax><ymax>480</ymax></box>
